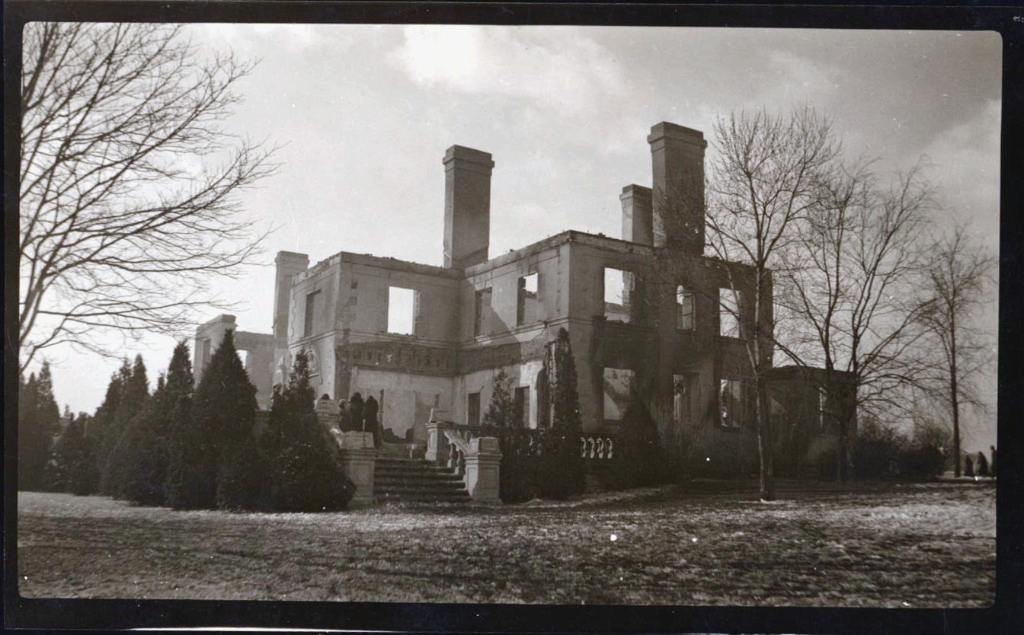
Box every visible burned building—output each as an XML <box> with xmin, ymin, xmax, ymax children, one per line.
<box><xmin>195</xmin><ymin>121</ymin><xmax>850</xmax><ymax>475</ymax></box>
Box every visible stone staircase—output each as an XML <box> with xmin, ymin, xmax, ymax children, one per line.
<box><xmin>373</xmin><ymin>457</ymin><xmax>472</xmax><ymax>505</ymax></box>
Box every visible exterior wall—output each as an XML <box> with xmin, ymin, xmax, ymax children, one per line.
<box><xmin>194</xmin><ymin>314</ymin><xmax>277</xmax><ymax>409</ymax></box>
<box><xmin>562</xmin><ymin>234</ymin><xmax>763</xmax><ymax>442</ymax></box>
<box><xmin>766</xmin><ymin>366</ymin><xmax>857</xmax><ymax>477</ymax></box>
<box><xmin>286</xmin><ymin>252</ymin><xmax>462</xmax><ymax>401</ymax></box>
<box><xmin>460</xmin><ymin>240</ymin><xmax>567</xmax><ymax>343</ymax></box>
<box><xmin>348</xmin><ymin>368</ymin><xmax>454</xmax><ymax>442</ymax></box>
<box><xmin>452</xmin><ymin>359</ymin><xmax>546</xmax><ymax>429</ymax></box>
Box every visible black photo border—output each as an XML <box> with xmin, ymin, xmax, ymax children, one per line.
<box><xmin>5</xmin><ymin>2</ymin><xmax>1022</xmax><ymax>633</ymax></box>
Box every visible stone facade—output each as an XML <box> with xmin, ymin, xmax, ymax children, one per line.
<box><xmin>195</xmin><ymin>121</ymin><xmax>848</xmax><ymax>474</ymax></box>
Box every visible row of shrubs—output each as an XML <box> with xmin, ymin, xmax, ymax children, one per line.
<box><xmin>814</xmin><ymin>418</ymin><xmax>948</xmax><ymax>480</ymax></box>
<box><xmin>34</xmin><ymin>332</ymin><xmax>354</xmax><ymax>512</ymax></box>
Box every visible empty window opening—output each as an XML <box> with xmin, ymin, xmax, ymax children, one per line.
<box><xmin>604</xmin><ymin>267</ymin><xmax>633</xmax><ymax>323</ymax></box>
<box><xmin>720</xmin><ymin>379</ymin><xmax>743</xmax><ymax>428</ymax></box>
<box><xmin>603</xmin><ymin>367</ymin><xmax>635</xmax><ymax>421</ymax></box>
<box><xmin>673</xmin><ymin>374</ymin><xmax>696</xmax><ymax>425</ymax></box>
<box><xmin>468</xmin><ymin>391</ymin><xmax>481</xmax><ymax>426</ymax></box>
<box><xmin>387</xmin><ymin>287</ymin><xmax>417</xmax><ymax>335</ymax></box>
<box><xmin>719</xmin><ymin>288</ymin><xmax>742</xmax><ymax>338</ymax></box>
<box><xmin>517</xmin><ymin>273</ymin><xmax>540</xmax><ymax>326</ymax></box>
<box><xmin>676</xmin><ymin>285</ymin><xmax>695</xmax><ymax>330</ymax></box>
<box><xmin>474</xmin><ymin>287</ymin><xmax>493</xmax><ymax>337</ymax></box>
<box><xmin>514</xmin><ymin>386</ymin><xmax>530</xmax><ymax>428</ymax></box>
<box><xmin>304</xmin><ymin>290</ymin><xmax>321</xmax><ymax>338</ymax></box>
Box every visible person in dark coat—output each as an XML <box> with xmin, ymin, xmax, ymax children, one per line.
<box><xmin>348</xmin><ymin>392</ymin><xmax>365</xmax><ymax>431</ymax></box>
<box><xmin>976</xmin><ymin>451</ymin><xmax>990</xmax><ymax>478</ymax></box>
<box><xmin>337</xmin><ymin>398</ymin><xmax>351</xmax><ymax>431</ymax></box>
<box><xmin>990</xmin><ymin>446</ymin><xmax>997</xmax><ymax>478</ymax></box>
<box><xmin>363</xmin><ymin>395</ymin><xmax>381</xmax><ymax>448</ymax></box>
<box><xmin>964</xmin><ymin>454</ymin><xmax>974</xmax><ymax>478</ymax></box>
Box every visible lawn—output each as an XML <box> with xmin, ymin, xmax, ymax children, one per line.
<box><xmin>16</xmin><ymin>480</ymin><xmax>995</xmax><ymax>606</ymax></box>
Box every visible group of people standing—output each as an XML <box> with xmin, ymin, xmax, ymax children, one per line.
<box><xmin>338</xmin><ymin>392</ymin><xmax>382</xmax><ymax>448</ymax></box>
<box><xmin>964</xmin><ymin>445</ymin><xmax>997</xmax><ymax>479</ymax></box>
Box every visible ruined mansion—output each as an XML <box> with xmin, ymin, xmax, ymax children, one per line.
<box><xmin>194</xmin><ymin>122</ymin><xmax>848</xmax><ymax>477</ymax></box>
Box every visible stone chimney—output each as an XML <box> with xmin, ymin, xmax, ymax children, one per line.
<box><xmin>648</xmin><ymin>122</ymin><xmax>707</xmax><ymax>254</ymax></box>
<box><xmin>273</xmin><ymin>251</ymin><xmax>309</xmax><ymax>346</ymax></box>
<box><xmin>620</xmin><ymin>184</ymin><xmax>653</xmax><ymax>245</ymax></box>
<box><xmin>443</xmin><ymin>145</ymin><xmax>494</xmax><ymax>269</ymax></box>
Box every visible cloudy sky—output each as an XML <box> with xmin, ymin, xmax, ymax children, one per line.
<box><xmin>33</xmin><ymin>25</ymin><xmax>1001</xmax><ymax>450</ymax></box>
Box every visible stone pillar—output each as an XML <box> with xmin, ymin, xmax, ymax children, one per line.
<box><xmin>620</xmin><ymin>184</ymin><xmax>653</xmax><ymax>246</ymax></box>
<box><xmin>339</xmin><ymin>431</ymin><xmax>377</xmax><ymax>508</ymax></box>
<box><xmin>464</xmin><ymin>437</ymin><xmax>502</xmax><ymax>504</ymax></box>
<box><xmin>273</xmin><ymin>251</ymin><xmax>309</xmax><ymax>347</ymax></box>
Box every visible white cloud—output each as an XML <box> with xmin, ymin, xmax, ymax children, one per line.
<box><xmin>921</xmin><ymin>99</ymin><xmax>1000</xmax><ymax>234</ymax></box>
<box><xmin>388</xmin><ymin>26</ymin><xmax>628</xmax><ymax>116</ymax></box>
<box><xmin>192</xmin><ymin>23</ymin><xmax>345</xmax><ymax>56</ymax></box>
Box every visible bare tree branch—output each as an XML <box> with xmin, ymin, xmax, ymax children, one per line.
<box><xmin>19</xmin><ymin>23</ymin><xmax>278</xmax><ymax>372</ymax></box>
<box><xmin>776</xmin><ymin>159</ymin><xmax>936</xmax><ymax>480</ymax></box>
<box><xmin>914</xmin><ymin>222</ymin><xmax>997</xmax><ymax>475</ymax></box>
<box><xmin>704</xmin><ymin>107</ymin><xmax>843</xmax><ymax>499</ymax></box>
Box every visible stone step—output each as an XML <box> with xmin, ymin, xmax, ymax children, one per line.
<box><xmin>372</xmin><ymin>457</ymin><xmax>471</xmax><ymax>503</ymax></box>
<box><xmin>375</xmin><ymin>493</ymin><xmax>472</xmax><ymax>504</ymax></box>
<box><xmin>374</xmin><ymin>475</ymin><xmax>462</xmax><ymax>485</ymax></box>
<box><xmin>375</xmin><ymin>465</ymin><xmax>460</xmax><ymax>475</ymax></box>
<box><xmin>374</xmin><ymin>484</ymin><xmax>470</xmax><ymax>496</ymax></box>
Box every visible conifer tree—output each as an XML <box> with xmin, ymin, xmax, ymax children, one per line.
<box><xmin>164</xmin><ymin>342</ymin><xmax>205</xmax><ymax>509</ymax></box>
<box><xmin>174</xmin><ymin>330</ymin><xmax>255</xmax><ymax>509</ymax></box>
<box><xmin>92</xmin><ymin>359</ymin><xmax>129</xmax><ymax>489</ymax></box>
<box><xmin>100</xmin><ymin>354</ymin><xmax>150</xmax><ymax>497</ymax></box>
<box><xmin>485</xmin><ymin>367</ymin><xmax>536</xmax><ymax>502</ymax></box>
<box><xmin>18</xmin><ymin>372</ymin><xmax>40</xmax><ymax>490</ymax></box>
<box><xmin>46</xmin><ymin>412</ymin><xmax>98</xmax><ymax>494</ymax></box>
<box><xmin>18</xmin><ymin>363</ymin><xmax>61</xmax><ymax>491</ymax></box>
<box><xmin>266</xmin><ymin>349</ymin><xmax>353</xmax><ymax>512</ymax></box>
<box><xmin>544</xmin><ymin>328</ymin><xmax>585</xmax><ymax>498</ymax></box>
<box><xmin>123</xmin><ymin>373</ymin><xmax>170</xmax><ymax>506</ymax></box>
<box><xmin>37</xmin><ymin>362</ymin><xmax>62</xmax><ymax>441</ymax></box>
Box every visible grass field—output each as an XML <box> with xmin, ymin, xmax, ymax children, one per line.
<box><xmin>17</xmin><ymin>480</ymin><xmax>995</xmax><ymax>606</ymax></box>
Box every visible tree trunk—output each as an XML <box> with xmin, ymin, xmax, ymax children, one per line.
<box><xmin>755</xmin><ymin>373</ymin><xmax>774</xmax><ymax>501</ymax></box>
<box><xmin>950</xmin><ymin>312</ymin><xmax>961</xmax><ymax>477</ymax></box>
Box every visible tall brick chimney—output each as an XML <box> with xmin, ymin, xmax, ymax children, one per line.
<box><xmin>648</xmin><ymin>122</ymin><xmax>707</xmax><ymax>254</ymax></box>
<box><xmin>443</xmin><ymin>145</ymin><xmax>494</xmax><ymax>269</ymax></box>
<box><xmin>620</xmin><ymin>184</ymin><xmax>653</xmax><ymax>245</ymax></box>
<box><xmin>273</xmin><ymin>250</ymin><xmax>309</xmax><ymax>346</ymax></box>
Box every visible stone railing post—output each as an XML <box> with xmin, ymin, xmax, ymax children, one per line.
<box><xmin>464</xmin><ymin>436</ymin><xmax>502</xmax><ymax>504</ymax></box>
<box><xmin>424</xmin><ymin>409</ymin><xmax>456</xmax><ymax>464</ymax></box>
<box><xmin>339</xmin><ymin>431</ymin><xmax>377</xmax><ymax>508</ymax></box>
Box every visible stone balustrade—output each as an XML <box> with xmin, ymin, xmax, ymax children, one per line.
<box><xmin>426</xmin><ymin>408</ymin><xmax>502</xmax><ymax>504</ymax></box>
<box><xmin>581</xmin><ymin>434</ymin><xmax>615</xmax><ymax>460</ymax></box>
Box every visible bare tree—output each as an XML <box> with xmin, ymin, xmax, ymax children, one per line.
<box><xmin>705</xmin><ymin>107</ymin><xmax>842</xmax><ymax>501</ymax></box>
<box><xmin>19</xmin><ymin>23</ymin><xmax>276</xmax><ymax>372</ymax></box>
<box><xmin>777</xmin><ymin>163</ymin><xmax>935</xmax><ymax>480</ymax></box>
<box><xmin>917</xmin><ymin>223</ymin><xmax>996</xmax><ymax>476</ymax></box>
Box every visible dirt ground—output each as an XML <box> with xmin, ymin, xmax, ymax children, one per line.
<box><xmin>16</xmin><ymin>480</ymin><xmax>995</xmax><ymax>606</ymax></box>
